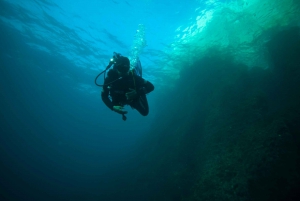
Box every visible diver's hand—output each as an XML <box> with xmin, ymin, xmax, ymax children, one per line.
<box><xmin>113</xmin><ymin>106</ymin><xmax>128</xmax><ymax>114</ymax></box>
<box><xmin>126</xmin><ymin>88</ymin><xmax>137</xmax><ymax>100</ymax></box>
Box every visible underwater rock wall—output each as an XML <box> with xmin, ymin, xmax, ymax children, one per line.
<box><xmin>134</xmin><ymin>26</ymin><xmax>300</xmax><ymax>201</ymax></box>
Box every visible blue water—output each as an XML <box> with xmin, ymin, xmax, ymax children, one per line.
<box><xmin>1</xmin><ymin>0</ymin><xmax>299</xmax><ymax>200</ymax></box>
<box><xmin>0</xmin><ymin>0</ymin><xmax>199</xmax><ymax>200</ymax></box>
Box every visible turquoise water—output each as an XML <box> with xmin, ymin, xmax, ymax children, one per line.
<box><xmin>1</xmin><ymin>0</ymin><xmax>300</xmax><ymax>200</ymax></box>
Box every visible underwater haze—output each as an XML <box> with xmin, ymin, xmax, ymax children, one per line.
<box><xmin>1</xmin><ymin>0</ymin><xmax>300</xmax><ymax>201</ymax></box>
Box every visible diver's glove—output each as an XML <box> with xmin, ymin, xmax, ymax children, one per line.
<box><xmin>113</xmin><ymin>106</ymin><xmax>128</xmax><ymax>114</ymax></box>
<box><xmin>126</xmin><ymin>88</ymin><xmax>138</xmax><ymax>100</ymax></box>
<box><xmin>137</xmin><ymin>87</ymin><xmax>147</xmax><ymax>95</ymax></box>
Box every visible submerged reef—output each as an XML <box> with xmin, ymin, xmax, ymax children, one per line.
<box><xmin>130</xmin><ymin>26</ymin><xmax>300</xmax><ymax>201</ymax></box>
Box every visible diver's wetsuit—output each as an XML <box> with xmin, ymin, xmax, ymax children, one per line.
<box><xmin>101</xmin><ymin>69</ymin><xmax>154</xmax><ymax>116</ymax></box>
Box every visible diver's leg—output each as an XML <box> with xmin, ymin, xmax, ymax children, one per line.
<box><xmin>131</xmin><ymin>94</ymin><xmax>149</xmax><ymax>116</ymax></box>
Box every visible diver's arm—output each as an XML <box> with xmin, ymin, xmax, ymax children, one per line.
<box><xmin>101</xmin><ymin>90</ymin><xmax>127</xmax><ymax>114</ymax></box>
<box><xmin>101</xmin><ymin>79</ymin><xmax>114</xmax><ymax>110</ymax></box>
<box><xmin>101</xmin><ymin>90</ymin><xmax>114</xmax><ymax>110</ymax></box>
<box><xmin>139</xmin><ymin>79</ymin><xmax>154</xmax><ymax>95</ymax></box>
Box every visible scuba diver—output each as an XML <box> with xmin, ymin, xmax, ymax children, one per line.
<box><xmin>95</xmin><ymin>52</ymin><xmax>154</xmax><ymax>121</ymax></box>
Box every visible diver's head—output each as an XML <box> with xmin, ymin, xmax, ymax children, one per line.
<box><xmin>114</xmin><ymin>56</ymin><xmax>130</xmax><ymax>75</ymax></box>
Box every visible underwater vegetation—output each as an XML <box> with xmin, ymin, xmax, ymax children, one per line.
<box><xmin>123</xmin><ymin>26</ymin><xmax>300</xmax><ymax>201</ymax></box>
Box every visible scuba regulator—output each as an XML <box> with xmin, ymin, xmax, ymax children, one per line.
<box><xmin>94</xmin><ymin>52</ymin><xmax>122</xmax><ymax>87</ymax></box>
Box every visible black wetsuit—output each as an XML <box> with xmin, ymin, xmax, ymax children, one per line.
<box><xmin>101</xmin><ymin>69</ymin><xmax>154</xmax><ymax>116</ymax></box>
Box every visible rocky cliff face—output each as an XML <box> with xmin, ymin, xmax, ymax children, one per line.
<box><xmin>132</xmin><ymin>26</ymin><xmax>300</xmax><ymax>201</ymax></box>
